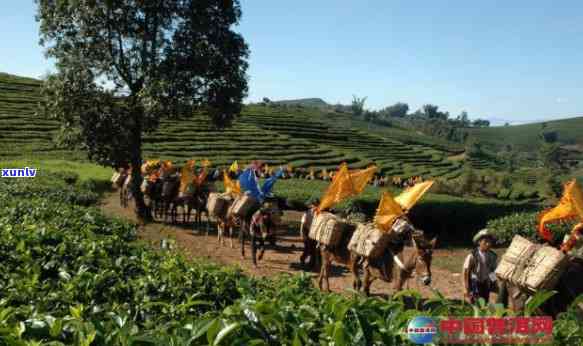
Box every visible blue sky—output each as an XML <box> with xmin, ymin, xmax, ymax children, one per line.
<box><xmin>1</xmin><ymin>1</ymin><xmax>582</xmax><ymax>125</ymax></box>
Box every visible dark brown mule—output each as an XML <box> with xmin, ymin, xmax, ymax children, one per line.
<box><xmin>160</xmin><ymin>176</ymin><xmax>180</xmax><ymax>223</ymax></box>
<box><xmin>191</xmin><ymin>191</ymin><xmax>210</xmax><ymax>231</ymax></box>
<box><xmin>317</xmin><ymin>225</ymin><xmax>436</xmax><ymax>294</ymax></box>
<box><xmin>144</xmin><ymin>179</ymin><xmax>164</xmax><ymax>219</ymax></box>
<box><xmin>498</xmin><ymin>258</ymin><xmax>583</xmax><ymax>318</ymax></box>
<box><xmin>317</xmin><ymin>224</ymin><xmax>361</xmax><ymax>292</ymax></box>
<box><xmin>241</xmin><ymin>207</ymin><xmax>282</xmax><ymax>266</ymax></box>
<box><xmin>216</xmin><ymin>205</ymin><xmax>237</xmax><ymax>247</ymax></box>
<box><xmin>353</xmin><ymin>236</ymin><xmax>437</xmax><ymax>296</ymax></box>
<box><xmin>119</xmin><ymin>174</ymin><xmax>131</xmax><ymax>208</ymax></box>
<box><xmin>299</xmin><ymin>207</ymin><xmax>321</xmax><ymax>272</ymax></box>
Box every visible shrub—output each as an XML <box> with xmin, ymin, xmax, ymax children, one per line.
<box><xmin>487</xmin><ymin>211</ymin><xmax>575</xmax><ymax>245</ymax></box>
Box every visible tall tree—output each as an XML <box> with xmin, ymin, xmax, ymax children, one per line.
<box><xmin>380</xmin><ymin>102</ymin><xmax>409</xmax><ymax>118</ymax></box>
<box><xmin>35</xmin><ymin>0</ymin><xmax>249</xmax><ymax>220</ymax></box>
<box><xmin>351</xmin><ymin>95</ymin><xmax>367</xmax><ymax>117</ymax></box>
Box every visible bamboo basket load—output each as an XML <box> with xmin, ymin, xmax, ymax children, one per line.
<box><xmin>308</xmin><ymin>212</ymin><xmax>348</xmax><ymax>246</ymax></box>
<box><xmin>111</xmin><ymin>172</ymin><xmax>126</xmax><ymax>187</ymax></box>
<box><xmin>207</xmin><ymin>192</ymin><xmax>232</xmax><ymax>218</ymax></box>
<box><xmin>230</xmin><ymin>194</ymin><xmax>259</xmax><ymax>218</ymax></box>
<box><xmin>348</xmin><ymin>223</ymin><xmax>393</xmax><ymax>258</ymax></box>
<box><xmin>495</xmin><ymin>235</ymin><xmax>569</xmax><ymax>293</ymax></box>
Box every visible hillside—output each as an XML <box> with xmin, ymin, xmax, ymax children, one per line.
<box><xmin>467</xmin><ymin>117</ymin><xmax>583</xmax><ymax>151</ymax></box>
<box><xmin>271</xmin><ymin>97</ymin><xmax>328</xmax><ymax>107</ymax></box>
<box><xmin>0</xmin><ymin>72</ymin><xmax>460</xmax><ymax>179</ymax></box>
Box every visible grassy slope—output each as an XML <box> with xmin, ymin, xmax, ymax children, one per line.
<box><xmin>467</xmin><ymin>117</ymin><xmax>583</xmax><ymax>151</ymax></box>
<box><xmin>2</xmin><ymin>71</ymin><xmax>579</xmax><ymax>181</ymax></box>
<box><xmin>0</xmin><ymin>72</ymin><xmax>465</xmax><ymax>179</ymax></box>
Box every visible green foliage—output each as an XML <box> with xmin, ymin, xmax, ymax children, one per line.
<box><xmin>35</xmin><ymin>0</ymin><xmax>249</xmax><ymax>168</ymax></box>
<box><xmin>487</xmin><ymin>211</ymin><xmax>575</xmax><ymax>245</ymax></box>
<box><xmin>350</xmin><ymin>95</ymin><xmax>367</xmax><ymax>117</ymax></box>
<box><xmin>0</xmin><ymin>170</ymin><xmax>581</xmax><ymax>344</ymax></box>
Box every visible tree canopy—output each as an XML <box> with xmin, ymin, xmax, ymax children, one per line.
<box><xmin>35</xmin><ymin>0</ymin><xmax>249</xmax><ymax>219</ymax></box>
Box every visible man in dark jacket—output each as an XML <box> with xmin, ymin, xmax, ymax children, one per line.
<box><xmin>463</xmin><ymin>229</ymin><xmax>498</xmax><ymax>304</ymax></box>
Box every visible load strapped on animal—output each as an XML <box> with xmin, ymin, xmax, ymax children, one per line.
<box><xmin>309</xmin><ymin>212</ymin><xmax>350</xmax><ymax>246</ymax></box>
<box><xmin>230</xmin><ymin>193</ymin><xmax>259</xmax><ymax>217</ymax></box>
<box><xmin>348</xmin><ymin>223</ymin><xmax>391</xmax><ymax>258</ymax></box>
<box><xmin>207</xmin><ymin>192</ymin><xmax>234</xmax><ymax>219</ymax></box>
<box><xmin>229</xmin><ymin>165</ymin><xmax>284</xmax><ymax>218</ymax></box>
<box><xmin>111</xmin><ymin>170</ymin><xmax>127</xmax><ymax>188</ymax></box>
<box><xmin>307</xmin><ymin>163</ymin><xmax>378</xmax><ymax>246</ymax></box>
<box><xmin>497</xmin><ymin>179</ymin><xmax>583</xmax><ymax>294</ymax></box>
<box><xmin>347</xmin><ymin>181</ymin><xmax>434</xmax><ymax>259</ymax></box>
<box><xmin>496</xmin><ymin>235</ymin><xmax>569</xmax><ymax>293</ymax></box>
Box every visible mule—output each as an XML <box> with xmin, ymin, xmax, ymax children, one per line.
<box><xmin>353</xmin><ymin>236</ymin><xmax>437</xmax><ymax>296</ymax></box>
<box><xmin>497</xmin><ymin>258</ymin><xmax>583</xmax><ymax>318</ymax></box>
<box><xmin>240</xmin><ymin>207</ymin><xmax>282</xmax><ymax>266</ymax></box>
<box><xmin>160</xmin><ymin>176</ymin><xmax>180</xmax><ymax>224</ymax></box>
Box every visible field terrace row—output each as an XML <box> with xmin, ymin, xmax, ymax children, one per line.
<box><xmin>239</xmin><ymin>110</ymin><xmax>463</xmax><ymax>179</ymax></box>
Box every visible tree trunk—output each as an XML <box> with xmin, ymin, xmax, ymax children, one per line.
<box><xmin>129</xmin><ymin>98</ymin><xmax>152</xmax><ymax>222</ymax></box>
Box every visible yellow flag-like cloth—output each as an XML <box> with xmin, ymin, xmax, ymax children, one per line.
<box><xmin>374</xmin><ymin>191</ymin><xmax>405</xmax><ymax>232</ymax></box>
<box><xmin>161</xmin><ymin>160</ymin><xmax>174</xmax><ymax>174</ymax></box>
<box><xmin>229</xmin><ymin>161</ymin><xmax>239</xmax><ymax>173</ymax></box>
<box><xmin>348</xmin><ymin>165</ymin><xmax>377</xmax><ymax>193</ymax></box>
<box><xmin>317</xmin><ymin>164</ymin><xmax>377</xmax><ymax>212</ymax></box>
<box><xmin>223</xmin><ymin>170</ymin><xmax>241</xmax><ymax>195</ymax></box>
<box><xmin>374</xmin><ymin>180</ymin><xmax>434</xmax><ymax>233</ymax></box>
<box><xmin>179</xmin><ymin>160</ymin><xmax>195</xmax><ymax>192</ymax></box>
<box><xmin>395</xmin><ymin>181</ymin><xmax>434</xmax><ymax>211</ymax></box>
<box><xmin>538</xmin><ymin>179</ymin><xmax>583</xmax><ymax>241</ymax></box>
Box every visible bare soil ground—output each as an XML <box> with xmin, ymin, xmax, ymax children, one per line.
<box><xmin>100</xmin><ymin>192</ymin><xmax>475</xmax><ymax>300</ymax></box>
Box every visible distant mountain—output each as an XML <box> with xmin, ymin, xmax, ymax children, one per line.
<box><xmin>272</xmin><ymin>98</ymin><xmax>329</xmax><ymax>107</ymax></box>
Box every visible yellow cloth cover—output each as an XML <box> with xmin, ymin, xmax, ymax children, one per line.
<box><xmin>374</xmin><ymin>191</ymin><xmax>405</xmax><ymax>232</ymax></box>
<box><xmin>373</xmin><ymin>180</ymin><xmax>434</xmax><ymax>233</ymax></box>
<box><xmin>223</xmin><ymin>170</ymin><xmax>242</xmax><ymax>195</ymax></box>
<box><xmin>395</xmin><ymin>181</ymin><xmax>434</xmax><ymax>211</ymax></box>
<box><xmin>348</xmin><ymin>165</ymin><xmax>377</xmax><ymax>194</ymax></box>
<box><xmin>539</xmin><ymin>179</ymin><xmax>583</xmax><ymax>241</ymax></box>
<box><xmin>229</xmin><ymin>161</ymin><xmax>239</xmax><ymax>173</ymax></box>
<box><xmin>179</xmin><ymin>160</ymin><xmax>195</xmax><ymax>193</ymax></box>
<box><xmin>317</xmin><ymin>163</ymin><xmax>377</xmax><ymax>212</ymax></box>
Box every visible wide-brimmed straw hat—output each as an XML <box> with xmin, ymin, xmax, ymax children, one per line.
<box><xmin>473</xmin><ymin>229</ymin><xmax>496</xmax><ymax>245</ymax></box>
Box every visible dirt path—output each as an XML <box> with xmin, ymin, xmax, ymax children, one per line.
<box><xmin>100</xmin><ymin>193</ymin><xmax>467</xmax><ymax>300</ymax></box>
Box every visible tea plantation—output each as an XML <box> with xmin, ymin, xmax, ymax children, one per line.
<box><xmin>0</xmin><ymin>72</ymin><xmax>466</xmax><ymax>179</ymax></box>
<box><xmin>1</xmin><ymin>171</ymin><xmax>582</xmax><ymax>345</ymax></box>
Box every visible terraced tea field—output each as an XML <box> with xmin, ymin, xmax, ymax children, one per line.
<box><xmin>1</xmin><ymin>72</ymin><xmax>465</xmax><ymax>179</ymax></box>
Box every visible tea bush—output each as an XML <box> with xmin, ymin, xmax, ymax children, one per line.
<box><xmin>0</xmin><ymin>171</ymin><xmax>581</xmax><ymax>345</ymax></box>
<box><xmin>487</xmin><ymin>211</ymin><xmax>575</xmax><ymax>245</ymax></box>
